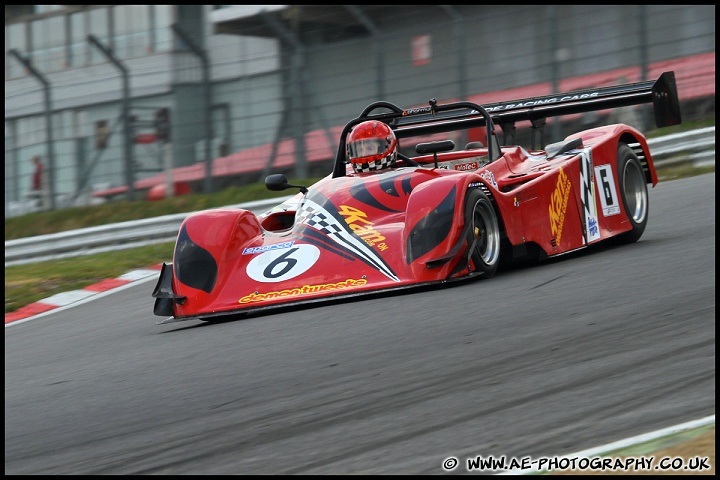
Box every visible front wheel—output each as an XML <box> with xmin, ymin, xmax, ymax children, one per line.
<box><xmin>616</xmin><ymin>143</ymin><xmax>649</xmax><ymax>243</ymax></box>
<box><xmin>464</xmin><ymin>188</ymin><xmax>501</xmax><ymax>278</ymax></box>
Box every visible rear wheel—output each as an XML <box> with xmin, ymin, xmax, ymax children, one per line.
<box><xmin>616</xmin><ymin>143</ymin><xmax>649</xmax><ymax>243</ymax></box>
<box><xmin>464</xmin><ymin>188</ymin><xmax>501</xmax><ymax>278</ymax></box>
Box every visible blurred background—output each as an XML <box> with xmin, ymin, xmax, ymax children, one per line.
<box><xmin>4</xmin><ymin>5</ymin><xmax>715</xmax><ymax>216</ymax></box>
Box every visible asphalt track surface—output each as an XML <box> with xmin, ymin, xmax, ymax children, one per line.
<box><xmin>5</xmin><ymin>174</ymin><xmax>715</xmax><ymax>475</ymax></box>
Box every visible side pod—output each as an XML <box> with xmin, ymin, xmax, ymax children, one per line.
<box><xmin>152</xmin><ymin>263</ymin><xmax>186</xmax><ymax>316</ymax></box>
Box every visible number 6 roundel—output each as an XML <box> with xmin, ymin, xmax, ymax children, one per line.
<box><xmin>246</xmin><ymin>244</ymin><xmax>320</xmax><ymax>282</ymax></box>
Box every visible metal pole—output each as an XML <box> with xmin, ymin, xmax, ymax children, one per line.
<box><xmin>9</xmin><ymin>49</ymin><xmax>57</xmax><ymax>210</ymax></box>
<box><xmin>9</xmin><ymin>121</ymin><xmax>19</xmax><ymax>204</ymax></box>
<box><xmin>345</xmin><ymin>6</ymin><xmax>384</xmax><ymax>99</ymax></box>
<box><xmin>172</xmin><ymin>24</ymin><xmax>213</xmax><ymax>194</ymax></box>
<box><xmin>638</xmin><ymin>5</ymin><xmax>650</xmax><ymax>132</ymax></box>
<box><xmin>291</xmin><ymin>48</ymin><xmax>307</xmax><ymax>179</ymax></box>
<box><xmin>163</xmin><ymin>139</ymin><xmax>174</xmax><ymax>198</ymax></box>
<box><xmin>548</xmin><ymin>6</ymin><xmax>564</xmax><ymax>143</ymax></box>
<box><xmin>259</xmin><ymin>10</ymin><xmax>309</xmax><ymax>179</ymax></box>
<box><xmin>441</xmin><ymin>5</ymin><xmax>468</xmax><ymax>146</ymax></box>
<box><xmin>440</xmin><ymin>6</ymin><xmax>467</xmax><ymax>101</ymax></box>
<box><xmin>87</xmin><ymin>35</ymin><xmax>135</xmax><ymax>200</ymax></box>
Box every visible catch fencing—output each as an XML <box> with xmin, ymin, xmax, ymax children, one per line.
<box><xmin>5</xmin><ymin>6</ymin><xmax>715</xmax><ymax>215</ymax></box>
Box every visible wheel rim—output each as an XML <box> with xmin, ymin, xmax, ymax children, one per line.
<box><xmin>472</xmin><ymin>199</ymin><xmax>501</xmax><ymax>265</ymax></box>
<box><xmin>623</xmin><ymin>159</ymin><xmax>648</xmax><ymax>224</ymax></box>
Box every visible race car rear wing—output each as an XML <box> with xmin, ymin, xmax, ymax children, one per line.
<box><xmin>333</xmin><ymin>71</ymin><xmax>681</xmax><ymax>177</ymax></box>
<box><xmin>482</xmin><ymin>70</ymin><xmax>681</xmax><ymax>129</ymax></box>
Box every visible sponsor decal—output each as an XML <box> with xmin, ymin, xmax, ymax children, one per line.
<box><xmin>479</xmin><ymin>171</ymin><xmax>497</xmax><ymax>188</ymax></box>
<box><xmin>338</xmin><ymin>205</ymin><xmax>388</xmax><ymax>251</ymax></box>
<box><xmin>486</xmin><ymin>99</ymin><xmax>558</xmax><ymax>111</ymax></box>
<box><xmin>486</xmin><ymin>92</ymin><xmax>600</xmax><ymax>113</ymax></box>
<box><xmin>243</xmin><ymin>241</ymin><xmax>295</xmax><ymax>255</ymax></box>
<box><xmin>239</xmin><ymin>278</ymin><xmax>368</xmax><ymax>304</ymax></box>
<box><xmin>593</xmin><ymin>164</ymin><xmax>621</xmax><ymax>216</ymax></box>
<box><xmin>437</xmin><ymin>160</ymin><xmax>481</xmax><ymax>171</ymax></box>
<box><xmin>246</xmin><ymin>244</ymin><xmax>320</xmax><ymax>282</ymax></box>
<box><xmin>579</xmin><ymin>148</ymin><xmax>601</xmax><ymax>242</ymax></box>
<box><xmin>588</xmin><ymin>217</ymin><xmax>599</xmax><ymax>238</ymax></box>
<box><xmin>403</xmin><ymin>106</ymin><xmax>433</xmax><ymax>115</ymax></box>
<box><xmin>455</xmin><ymin>161</ymin><xmax>479</xmax><ymax>171</ymax></box>
<box><xmin>513</xmin><ymin>189</ymin><xmax>537</xmax><ymax>207</ymax></box>
<box><xmin>549</xmin><ymin>167</ymin><xmax>572</xmax><ymax>246</ymax></box>
<box><xmin>559</xmin><ymin>92</ymin><xmax>600</xmax><ymax>101</ymax></box>
<box><xmin>297</xmin><ymin>197</ymin><xmax>399</xmax><ymax>282</ymax></box>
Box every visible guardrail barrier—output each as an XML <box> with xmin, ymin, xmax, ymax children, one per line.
<box><xmin>5</xmin><ymin>127</ymin><xmax>714</xmax><ymax>267</ymax></box>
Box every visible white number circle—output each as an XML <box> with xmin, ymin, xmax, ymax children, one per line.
<box><xmin>246</xmin><ymin>244</ymin><xmax>320</xmax><ymax>282</ymax></box>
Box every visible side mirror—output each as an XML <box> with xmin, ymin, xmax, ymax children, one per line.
<box><xmin>265</xmin><ymin>174</ymin><xmax>308</xmax><ymax>194</ymax></box>
<box><xmin>415</xmin><ymin>140</ymin><xmax>456</xmax><ymax>168</ymax></box>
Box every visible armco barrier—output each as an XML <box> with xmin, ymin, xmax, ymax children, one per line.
<box><xmin>5</xmin><ymin>128</ymin><xmax>714</xmax><ymax>267</ymax></box>
<box><xmin>5</xmin><ymin>197</ymin><xmax>293</xmax><ymax>267</ymax></box>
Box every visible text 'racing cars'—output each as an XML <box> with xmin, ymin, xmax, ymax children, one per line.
<box><xmin>153</xmin><ymin>72</ymin><xmax>681</xmax><ymax>324</ymax></box>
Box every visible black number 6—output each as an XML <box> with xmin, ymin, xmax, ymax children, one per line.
<box><xmin>263</xmin><ymin>247</ymin><xmax>299</xmax><ymax>278</ymax></box>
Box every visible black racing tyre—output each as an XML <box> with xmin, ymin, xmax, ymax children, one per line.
<box><xmin>616</xmin><ymin>143</ymin><xmax>649</xmax><ymax>243</ymax></box>
<box><xmin>464</xmin><ymin>188</ymin><xmax>501</xmax><ymax>278</ymax></box>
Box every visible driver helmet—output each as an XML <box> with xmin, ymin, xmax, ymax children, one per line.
<box><xmin>346</xmin><ymin>120</ymin><xmax>398</xmax><ymax>173</ymax></box>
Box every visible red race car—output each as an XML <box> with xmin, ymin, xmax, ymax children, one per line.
<box><xmin>153</xmin><ymin>72</ymin><xmax>681</xmax><ymax>324</ymax></box>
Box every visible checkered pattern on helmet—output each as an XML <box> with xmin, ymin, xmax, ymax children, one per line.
<box><xmin>351</xmin><ymin>149</ymin><xmax>397</xmax><ymax>173</ymax></box>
